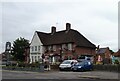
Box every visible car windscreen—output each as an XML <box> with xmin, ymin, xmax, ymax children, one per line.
<box><xmin>62</xmin><ymin>61</ymin><xmax>71</xmax><ymax>64</ymax></box>
<box><xmin>75</xmin><ymin>62</ymin><xmax>84</xmax><ymax>65</ymax></box>
<box><xmin>76</xmin><ymin>61</ymin><xmax>91</xmax><ymax>65</ymax></box>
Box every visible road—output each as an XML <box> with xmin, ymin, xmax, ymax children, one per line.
<box><xmin>1</xmin><ymin>70</ymin><xmax>119</xmax><ymax>81</ymax></box>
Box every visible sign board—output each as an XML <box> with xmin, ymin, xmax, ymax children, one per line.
<box><xmin>5</xmin><ymin>42</ymin><xmax>11</xmax><ymax>51</ymax></box>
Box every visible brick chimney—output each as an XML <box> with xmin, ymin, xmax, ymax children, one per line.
<box><xmin>97</xmin><ymin>45</ymin><xmax>100</xmax><ymax>50</ymax></box>
<box><xmin>51</xmin><ymin>26</ymin><xmax>56</xmax><ymax>35</ymax></box>
<box><xmin>66</xmin><ymin>23</ymin><xmax>71</xmax><ymax>31</ymax></box>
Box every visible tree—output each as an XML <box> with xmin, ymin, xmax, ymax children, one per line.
<box><xmin>11</xmin><ymin>37</ymin><xmax>30</xmax><ymax>62</ymax></box>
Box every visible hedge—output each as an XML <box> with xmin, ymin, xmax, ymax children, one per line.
<box><xmin>93</xmin><ymin>64</ymin><xmax>120</xmax><ymax>72</ymax></box>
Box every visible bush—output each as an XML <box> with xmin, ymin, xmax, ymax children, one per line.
<box><xmin>17</xmin><ymin>62</ymin><xmax>31</xmax><ymax>67</ymax></box>
<box><xmin>30</xmin><ymin>62</ymin><xmax>40</xmax><ymax>67</ymax></box>
<box><xmin>114</xmin><ymin>59</ymin><xmax>119</xmax><ymax>64</ymax></box>
<box><xmin>93</xmin><ymin>64</ymin><xmax>119</xmax><ymax>72</ymax></box>
<box><xmin>18</xmin><ymin>62</ymin><xmax>25</xmax><ymax>67</ymax></box>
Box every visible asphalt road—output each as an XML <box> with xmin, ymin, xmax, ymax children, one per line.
<box><xmin>1</xmin><ymin>70</ymin><xmax>119</xmax><ymax>81</ymax></box>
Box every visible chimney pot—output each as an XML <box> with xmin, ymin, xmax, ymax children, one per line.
<box><xmin>51</xmin><ymin>26</ymin><xmax>56</xmax><ymax>34</ymax></box>
<box><xmin>66</xmin><ymin>23</ymin><xmax>71</xmax><ymax>31</ymax></box>
<box><xmin>97</xmin><ymin>45</ymin><xmax>100</xmax><ymax>50</ymax></box>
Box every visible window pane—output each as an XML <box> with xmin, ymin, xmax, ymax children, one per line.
<box><xmin>53</xmin><ymin>45</ymin><xmax>56</xmax><ymax>51</ymax></box>
<box><xmin>32</xmin><ymin>46</ymin><xmax>34</xmax><ymax>51</ymax></box>
<box><xmin>68</xmin><ymin>43</ymin><xmax>72</xmax><ymax>50</ymax></box>
<box><xmin>38</xmin><ymin>46</ymin><xmax>40</xmax><ymax>51</ymax></box>
<box><xmin>35</xmin><ymin>46</ymin><xmax>37</xmax><ymax>51</ymax></box>
<box><xmin>32</xmin><ymin>56</ymin><xmax>34</xmax><ymax>62</ymax></box>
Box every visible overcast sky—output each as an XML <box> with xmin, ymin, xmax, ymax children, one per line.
<box><xmin>0</xmin><ymin>0</ymin><xmax>119</xmax><ymax>53</ymax></box>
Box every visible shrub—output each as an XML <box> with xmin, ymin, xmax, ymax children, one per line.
<box><xmin>30</xmin><ymin>62</ymin><xmax>40</xmax><ymax>67</ymax></box>
<box><xmin>18</xmin><ymin>62</ymin><xmax>25</xmax><ymax>67</ymax></box>
<box><xmin>114</xmin><ymin>59</ymin><xmax>119</xmax><ymax>64</ymax></box>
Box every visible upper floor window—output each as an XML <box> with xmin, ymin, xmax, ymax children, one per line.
<box><xmin>62</xmin><ymin>44</ymin><xmax>68</xmax><ymax>50</ymax></box>
<box><xmin>38</xmin><ymin>46</ymin><xmax>40</xmax><ymax>51</ymax></box>
<box><xmin>48</xmin><ymin>46</ymin><xmax>53</xmax><ymax>51</ymax></box>
<box><xmin>35</xmin><ymin>46</ymin><xmax>37</xmax><ymax>51</ymax></box>
<box><xmin>44</xmin><ymin>46</ymin><xmax>48</xmax><ymax>53</ymax></box>
<box><xmin>31</xmin><ymin>46</ymin><xmax>34</xmax><ymax>51</ymax></box>
<box><xmin>53</xmin><ymin>45</ymin><xmax>56</xmax><ymax>51</ymax></box>
<box><xmin>68</xmin><ymin>43</ymin><xmax>72</xmax><ymax>50</ymax></box>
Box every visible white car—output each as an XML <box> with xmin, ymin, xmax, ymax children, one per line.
<box><xmin>59</xmin><ymin>60</ymin><xmax>78</xmax><ymax>71</ymax></box>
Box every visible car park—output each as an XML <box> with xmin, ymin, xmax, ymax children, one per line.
<box><xmin>59</xmin><ymin>60</ymin><xmax>78</xmax><ymax>71</ymax></box>
<box><xmin>72</xmin><ymin>60</ymin><xmax>93</xmax><ymax>72</ymax></box>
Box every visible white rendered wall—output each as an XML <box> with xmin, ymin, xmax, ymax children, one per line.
<box><xmin>30</xmin><ymin>32</ymin><xmax>43</xmax><ymax>63</ymax></box>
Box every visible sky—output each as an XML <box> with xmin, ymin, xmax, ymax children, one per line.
<box><xmin>0</xmin><ymin>0</ymin><xmax>119</xmax><ymax>53</ymax></box>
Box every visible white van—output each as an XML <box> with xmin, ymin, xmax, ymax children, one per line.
<box><xmin>59</xmin><ymin>60</ymin><xmax>78</xmax><ymax>71</ymax></box>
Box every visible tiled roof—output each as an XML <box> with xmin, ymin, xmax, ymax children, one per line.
<box><xmin>36</xmin><ymin>29</ymin><xmax>96</xmax><ymax>48</ymax></box>
<box><xmin>96</xmin><ymin>48</ymin><xmax>107</xmax><ymax>54</ymax></box>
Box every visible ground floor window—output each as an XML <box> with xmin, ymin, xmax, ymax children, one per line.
<box><xmin>49</xmin><ymin>57</ymin><xmax>52</xmax><ymax>63</ymax></box>
<box><xmin>30</xmin><ymin>54</ymin><xmax>42</xmax><ymax>63</ymax></box>
<box><xmin>47</xmin><ymin>56</ymin><xmax>60</xmax><ymax>64</ymax></box>
<box><xmin>67</xmin><ymin>56</ymin><xmax>72</xmax><ymax>60</ymax></box>
<box><xmin>54</xmin><ymin>56</ymin><xmax>60</xmax><ymax>62</ymax></box>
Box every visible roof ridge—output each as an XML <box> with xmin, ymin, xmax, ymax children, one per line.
<box><xmin>36</xmin><ymin>31</ymin><xmax>49</xmax><ymax>34</ymax></box>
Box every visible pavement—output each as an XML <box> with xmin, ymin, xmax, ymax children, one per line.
<box><xmin>58</xmin><ymin>71</ymin><xmax>119</xmax><ymax>80</ymax></box>
<box><xmin>75</xmin><ymin>71</ymin><xmax>119</xmax><ymax>80</ymax></box>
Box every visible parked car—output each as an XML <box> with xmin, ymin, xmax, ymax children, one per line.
<box><xmin>59</xmin><ymin>60</ymin><xmax>78</xmax><ymax>71</ymax></box>
<box><xmin>72</xmin><ymin>60</ymin><xmax>93</xmax><ymax>72</ymax></box>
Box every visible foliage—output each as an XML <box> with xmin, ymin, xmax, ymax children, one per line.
<box><xmin>30</xmin><ymin>62</ymin><xmax>40</xmax><ymax>67</ymax></box>
<box><xmin>11</xmin><ymin>37</ymin><xmax>30</xmax><ymax>62</ymax></box>
<box><xmin>114</xmin><ymin>59</ymin><xmax>119</xmax><ymax>64</ymax></box>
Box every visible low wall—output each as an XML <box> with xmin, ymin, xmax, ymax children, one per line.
<box><xmin>2</xmin><ymin>64</ymin><xmax>120</xmax><ymax>72</ymax></box>
<box><xmin>2</xmin><ymin>66</ymin><xmax>44</xmax><ymax>72</ymax></box>
<box><xmin>50</xmin><ymin>65</ymin><xmax>59</xmax><ymax>70</ymax></box>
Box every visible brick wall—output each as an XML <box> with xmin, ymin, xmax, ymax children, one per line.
<box><xmin>44</xmin><ymin>44</ymin><xmax>96</xmax><ymax>60</ymax></box>
<box><xmin>75</xmin><ymin>47</ymin><xmax>95</xmax><ymax>56</ymax></box>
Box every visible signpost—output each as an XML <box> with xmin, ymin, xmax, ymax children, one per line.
<box><xmin>5</xmin><ymin>42</ymin><xmax>11</xmax><ymax>65</ymax></box>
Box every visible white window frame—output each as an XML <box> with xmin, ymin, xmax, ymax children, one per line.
<box><xmin>53</xmin><ymin>45</ymin><xmax>56</xmax><ymax>51</ymax></box>
<box><xmin>31</xmin><ymin>46</ymin><xmax>34</xmax><ymax>51</ymax></box>
<box><xmin>38</xmin><ymin>46</ymin><xmax>40</xmax><ymax>51</ymax></box>
<box><xmin>62</xmin><ymin>44</ymin><xmax>68</xmax><ymax>50</ymax></box>
<box><xmin>68</xmin><ymin>43</ymin><xmax>72</xmax><ymax>50</ymax></box>
<box><xmin>35</xmin><ymin>46</ymin><xmax>37</xmax><ymax>51</ymax></box>
<box><xmin>48</xmin><ymin>46</ymin><xmax>52</xmax><ymax>51</ymax></box>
